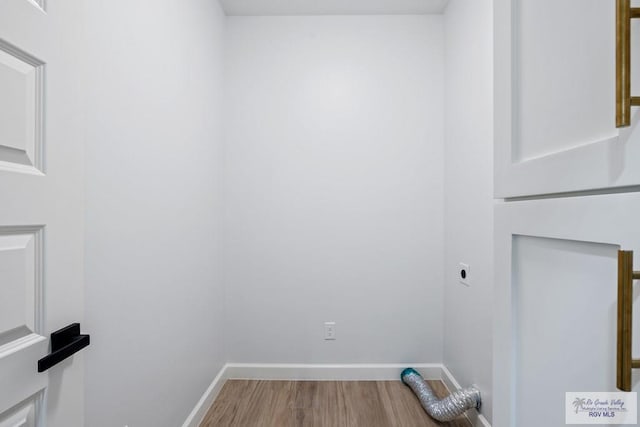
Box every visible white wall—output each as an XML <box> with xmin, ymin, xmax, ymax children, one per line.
<box><xmin>83</xmin><ymin>1</ymin><xmax>226</xmax><ymax>426</ymax></box>
<box><xmin>443</xmin><ymin>0</ymin><xmax>494</xmax><ymax>422</ymax></box>
<box><xmin>223</xmin><ymin>16</ymin><xmax>445</xmax><ymax>364</ymax></box>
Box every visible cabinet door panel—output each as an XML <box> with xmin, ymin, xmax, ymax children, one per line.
<box><xmin>494</xmin><ymin>193</ymin><xmax>640</xmax><ymax>426</ymax></box>
<box><xmin>495</xmin><ymin>0</ymin><xmax>640</xmax><ymax>197</ymax></box>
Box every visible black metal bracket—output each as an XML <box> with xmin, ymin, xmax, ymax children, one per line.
<box><xmin>37</xmin><ymin>323</ymin><xmax>90</xmax><ymax>372</ymax></box>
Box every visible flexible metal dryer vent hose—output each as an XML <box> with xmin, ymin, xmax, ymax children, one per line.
<box><xmin>401</xmin><ymin>368</ymin><xmax>481</xmax><ymax>422</ymax></box>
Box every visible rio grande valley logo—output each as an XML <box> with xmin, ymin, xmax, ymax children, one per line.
<box><xmin>566</xmin><ymin>392</ymin><xmax>637</xmax><ymax>424</ymax></box>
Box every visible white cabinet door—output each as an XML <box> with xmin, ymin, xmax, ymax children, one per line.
<box><xmin>0</xmin><ymin>1</ymin><xmax>84</xmax><ymax>426</ymax></box>
<box><xmin>494</xmin><ymin>193</ymin><xmax>640</xmax><ymax>427</ymax></box>
<box><xmin>495</xmin><ymin>0</ymin><xmax>640</xmax><ymax>198</ymax></box>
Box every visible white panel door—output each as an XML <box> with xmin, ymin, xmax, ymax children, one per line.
<box><xmin>494</xmin><ymin>193</ymin><xmax>640</xmax><ymax>427</ymax></box>
<box><xmin>0</xmin><ymin>1</ymin><xmax>84</xmax><ymax>426</ymax></box>
<box><xmin>495</xmin><ymin>0</ymin><xmax>640</xmax><ymax>198</ymax></box>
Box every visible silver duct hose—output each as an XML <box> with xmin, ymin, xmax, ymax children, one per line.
<box><xmin>401</xmin><ymin>368</ymin><xmax>481</xmax><ymax>422</ymax></box>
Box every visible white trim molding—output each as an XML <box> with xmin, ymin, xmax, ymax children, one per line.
<box><xmin>224</xmin><ymin>363</ymin><xmax>442</xmax><ymax>381</ymax></box>
<box><xmin>440</xmin><ymin>365</ymin><xmax>492</xmax><ymax>427</ymax></box>
<box><xmin>181</xmin><ymin>366</ymin><xmax>230</xmax><ymax>427</ymax></box>
<box><xmin>182</xmin><ymin>363</ymin><xmax>492</xmax><ymax>427</ymax></box>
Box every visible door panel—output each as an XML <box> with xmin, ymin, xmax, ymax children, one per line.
<box><xmin>514</xmin><ymin>237</ymin><xmax>621</xmax><ymax>427</ymax></box>
<box><xmin>495</xmin><ymin>0</ymin><xmax>640</xmax><ymax>197</ymax></box>
<box><xmin>0</xmin><ymin>227</ymin><xmax>43</xmax><ymax>341</ymax></box>
<box><xmin>516</xmin><ymin>0</ymin><xmax>615</xmax><ymax>161</ymax></box>
<box><xmin>0</xmin><ymin>1</ymin><xmax>84</xmax><ymax>426</ymax></box>
<box><xmin>494</xmin><ymin>193</ymin><xmax>640</xmax><ymax>426</ymax></box>
<box><xmin>0</xmin><ymin>392</ymin><xmax>43</xmax><ymax>427</ymax></box>
<box><xmin>0</xmin><ymin>40</ymin><xmax>44</xmax><ymax>173</ymax></box>
<box><xmin>0</xmin><ymin>227</ymin><xmax>46</xmax><ymax>414</ymax></box>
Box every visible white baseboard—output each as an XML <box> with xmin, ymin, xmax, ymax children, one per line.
<box><xmin>225</xmin><ymin>363</ymin><xmax>443</xmax><ymax>381</ymax></box>
<box><xmin>440</xmin><ymin>365</ymin><xmax>492</xmax><ymax>427</ymax></box>
<box><xmin>182</xmin><ymin>363</ymin><xmax>492</xmax><ymax>427</ymax></box>
<box><xmin>181</xmin><ymin>365</ymin><xmax>229</xmax><ymax>427</ymax></box>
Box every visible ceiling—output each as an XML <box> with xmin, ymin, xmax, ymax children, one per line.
<box><xmin>219</xmin><ymin>0</ymin><xmax>450</xmax><ymax>16</ymax></box>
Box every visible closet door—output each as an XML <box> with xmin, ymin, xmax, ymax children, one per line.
<box><xmin>494</xmin><ymin>193</ymin><xmax>640</xmax><ymax>427</ymax></box>
<box><xmin>495</xmin><ymin>0</ymin><xmax>640</xmax><ymax>198</ymax></box>
<box><xmin>0</xmin><ymin>1</ymin><xmax>85</xmax><ymax>426</ymax></box>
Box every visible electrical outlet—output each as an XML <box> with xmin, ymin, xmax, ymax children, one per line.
<box><xmin>459</xmin><ymin>263</ymin><xmax>470</xmax><ymax>286</ymax></box>
<box><xmin>324</xmin><ymin>322</ymin><xmax>336</xmax><ymax>340</ymax></box>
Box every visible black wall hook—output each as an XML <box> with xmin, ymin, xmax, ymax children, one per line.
<box><xmin>37</xmin><ymin>323</ymin><xmax>90</xmax><ymax>372</ymax></box>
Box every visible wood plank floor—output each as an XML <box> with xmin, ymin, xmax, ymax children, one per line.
<box><xmin>200</xmin><ymin>380</ymin><xmax>472</xmax><ymax>427</ymax></box>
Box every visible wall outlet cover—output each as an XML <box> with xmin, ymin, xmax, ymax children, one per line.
<box><xmin>324</xmin><ymin>322</ymin><xmax>336</xmax><ymax>340</ymax></box>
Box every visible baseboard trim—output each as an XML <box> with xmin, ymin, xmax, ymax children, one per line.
<box><xmin>225</xmin><ymin>363</ymin><xmax>442</xmax><ymax>381</ymax></box>
<box><xmin>183</xmin><ymin>363</ymin><xmax>492</xmax><ymax>427</ymax></box>
<box><xmin>181</xmin><ymin>365</ymin><xmax>229</xmax><ymax>427</ymax></box>
<box><xmin>440</xmin><ymin>365</ymin><xmax>492</xmax><ymax>427</ymax></box>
